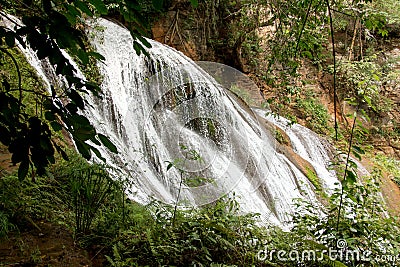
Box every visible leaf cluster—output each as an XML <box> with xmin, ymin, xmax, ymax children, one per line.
<box><xmin>0</xmin><ymin>0</ymin><xmax>171</xmax><ymax>180</ymax></box>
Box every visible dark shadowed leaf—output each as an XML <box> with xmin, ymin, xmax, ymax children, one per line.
<box><xmin>68</xmin><ymin>90</ymin><xmax>85</xmax><ymax>109</ymax></box>
<box><xmin>5</xmin><ymin>31</ymin><xmax>15</xmax><ymax>47</ymax></box>
<box><xmin>91</xmin><ymin>0</ymin><xmax>108</xmax><ymax>15</ymax></box>
<box><xmin>74</xmin><ymin>0</ymin><xmax>93</xmax><ymax>16</ymax></box>
<box><xmin>0</xmin><ymin>126</ymin><xmax>11</xmax><ymax>145</ymax></box>
<box><xmin>152</xmin><ymin>0</ymin><xmax>163</xmax><ymax>10</ymax></box>
<box><xmin>166</xmin><ymin>161</ymin><xmax>173</xmax><ymax>171</ymax></box>
<box><xmin>55</xmin><ymin>144</ymin><xmax>69</xmax><ymax>161</ymax></box>
<box><xmin>76</xmin><ymin>140</ymin><xmax>91</xmax><ymax>159</ymax></box>
<box><xmin>18</xmin><ymin>160</ymin><xmax>29</xmax><ymax>181</ymax></box>
<box><xmin>91</xmin><ymin>145</ymin><xmax>106</xmax><ymax>162</ymax></box>
<box><xmin>98</xmin><ymin>134</ymin><xmax>118</xmax><ymax>153</ymax></box>
<box><xmin>45</xmin><ymin>111</ymin><xmax>56</xmax><ymax>121</ymax></box>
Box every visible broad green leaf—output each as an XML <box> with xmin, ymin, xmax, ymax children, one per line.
<box><xmin>98</xmin><ymin>134</ymin><xmax>118</xmax><ymax>153</ymax></box>
<box><xmin>45</xmin><ymin>111</ymin><xmax>56</xmax><ymax>121</ymax></box>
<box><xmin>5</xmin><ymin>31</ymin><xmax>15</xmax><ymax>47</ymax></box>
<box><xmin>65</xmin><ymin>5</ymin><xmax>81</xmax><ymax>24</ymax></box>
<box><xmin>74</xmin><ymin>0</ymin><xmax>93</xmax><ymax>16</ymax></box>
<box><xmin>76</xmin><ymin>140</ymin><xmax>91</xmax><ymax>159</ymax></box>
<box><xmin>137</xmin><ymin>35</ymin><xmax>152</xmax><ymax>48</ymax></box>
<box><xmin>77</xmin><ymin>49</ymin><xmax>89</xmax><ymax>65</ymax></box>
<box><xmin>364</xmin><ymin>95</ymin><xmax>373</xmax><ymax>108</ymax></box>
<box><xmin>66</xmin><ymin>103</ymin><xmax>78</xmax><ymax>114</ymax></box>
<box><xmin>74</xmin><ymin>127</ymin><xmax>96</xmax><ymax>141</ymax></box>
<box><xmin>352</xmin><ymin>145</ymin><xmax>365</xmax><ymax>155</ymax></box>
<box><xmin>71</xmin><ymin>114</ymin><xmax>91</xmax><ymax>126</ymax></box>
<box><xmin>88</xmin><ymin>51</ymin><xmax>105</xmax><ymax>61</ymax></box>
<box><xmin>91</xmin><ymin>145</ymin><xmax>106</xmax><ymax>162</ymax></box>
<box><xmin>90</xmin><ymin>135</ymin><xmax>101</xmax><ymax>146</ymax></box>
<box><xmin>50</xmin><ymin>121</ymin><xmax>62</xmax><ymax>132</ymax></box>
<box><xmin>18</xmin><ymin>160</ymin><xmax>29</xmax><ymax>181</ymax></box>
<box><xmin>166</xmin><ymin>161</ymin><xmax>173</xmax><ymax>171</ymax></box>
<box><xmin>352</xmin><ymin>150</ymin><xmax>362</xmax><ymax>161</ymax></box>
<box><xmin>47</xmin><ymin>154</ymin><xmax>55</xmax><ymax>164</ymax></box>
<box><xmin>190</xmin><ymin>0</ymin><xmax>199</xmax><ymax>8</ymax></box>
<box><xmin>91</xmin><ymin>0</ymin><xmax>108</xmax><ymax>15</ymax></box>
<box><xmin>152</xmin><ymin>0</ymin><xmax>163</xmax><ymax>10</ymax></box>
<box><xmin>345</xmin><ymin>169</ymin><xmax>357</xmax><ymax>184</ymax></box>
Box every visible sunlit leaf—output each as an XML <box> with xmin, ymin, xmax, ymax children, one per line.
<box><xmin>345</xmin><ymin>169</ymin><xmax>357</xmax><ymax>184</ymax></box>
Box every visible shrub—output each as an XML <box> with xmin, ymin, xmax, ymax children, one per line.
<box><xmin>296</xmin><ymin>90</ymin><xmax>331</xmax><ymax>134</ymax></box>
<box><xmin>105</xmin><ymin>197</ymin><xmax>270</xmax><ymax>267</ymax></box>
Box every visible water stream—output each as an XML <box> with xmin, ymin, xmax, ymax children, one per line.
<box><xmin>15</xmin><ymin>18</ymin><xmax>342</xmax><ymax>227</ymax></box>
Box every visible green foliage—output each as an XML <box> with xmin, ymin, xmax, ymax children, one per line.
<box><xmin>0</xmin><ymin>210</ymin><xmax>15</xmax><ymax>238</ymax></box>
<box><xmin>374</xmin><ymin>154</ymin><xmax>400</xmax><ymax>186</ymax></box>
<box><xmin>68</xmin><ymin>165</ymin><xmax>116</xmax><ymax>236</ymax></box>
<box><xmin>292</xmin><ymin>169</ymin><xmax>400</xmax><ymax>266</ymax></box>
<box><xmin>0</xmin><ymin>171</ymin><xmax>71</xmax><ymax>235</ymax></box>
<box><xmin>1</xmin><ymin>149</ymin><xmax>398</xmax><ymax>266</ymax></box>
<box><xmin>296</xmin><ymin>89</ymin><xmax>331</xmax><ymax>135</ymax></box>
<box><xmin>105</xmin><ymin>197</ymin><xmax>269</xmax><ymax>267</ymax></box>
<box><xmin>274</xmin><ymin>129</ymin><xmax>286</xmax><ymax>145</ymax></box>
<box><xmin>221</xmin><ymin>0</ymin><xmax>399</xmax><ymax>143</ymax></box>
<box><xmin>305</xmin><ymin>167</ymin><xmax>322</xmax><ymax>192</ymax></box>
<box><xmin>332</xmin><ymin>57</ymin><xmax>394</xmax><ymax>114</ymax></box>
<box><xmin>371</xmin><ymin>0</ymin><xmax>400</xmax><ymax>25</ymax></box>
<box><xmin>0</xmin><ymin>0</ymin><xmax>183</xmax><ymax>180</ymax></box>
<box><xmin>47</xmin><ymin>150</ymin><xmax>125</xmax><ymax>241</ymax></box>
<box><xmin>0</xmin><ymin>0</ymin><xmax>200</xmax><ymax>180</ymax></box>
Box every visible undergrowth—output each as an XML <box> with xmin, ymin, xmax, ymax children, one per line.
<box><xmin>1</xmin><ymin>150</ymin><xmax>399</xmax><ymax>266</ymax></box>
<box><xmin>374</xmin><ymin>154</ymin><xmax>400</xmax><ymax>186</ymax></box>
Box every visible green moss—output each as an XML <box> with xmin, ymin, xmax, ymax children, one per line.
<box><xmin>0</xmin><ymin>48</ymin><xmax>47</xmax><ymax>116</ymax></box>
<box><xmin>296</xmin><ymin>90</ymin><xmax>331</xmax><ymax>135</ymax></box>
<box><xmin>305</xmin><ymin>166</ymin><xmax>322</xmax><ymax>192</ymax></box>
<box><xmin>229</xmin><ymin>84</ymin><xmax>255</xmax><ymax>106</ymax></box>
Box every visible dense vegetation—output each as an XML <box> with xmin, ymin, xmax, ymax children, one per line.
<box><xmin>0</xmin><ymin>0</ymin><xmax>400</xmax><ymax>266</ymax></box>
<box><xmin>0</xmin><ymin>0</ymin><xmax>159</xmax><ymax>180</ymax></box>
<box><xmin>0</xmin><ymin>150</ymin><xmax>399</xmax><ymax>266</ymax></box>
<box><xmin>38</xmin><ymin>152</ymin><xmax>400</xmax><ymax>266</ymax></box>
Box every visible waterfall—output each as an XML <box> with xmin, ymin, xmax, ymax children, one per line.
<box><xmin>14</xmin><ymin>18</ymin><xmax>341</xmax><ymax>227</ymax></box>
<box><xmin>257</xmin><ymin>111</ymin><xmax>339</xmax><ymax>192</ymax></box>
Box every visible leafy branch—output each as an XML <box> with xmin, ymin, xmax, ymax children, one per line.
<box><xmin>0</xmin><ymin>0</ymin><xmax>175</xmax><ymax>179</ymax></box>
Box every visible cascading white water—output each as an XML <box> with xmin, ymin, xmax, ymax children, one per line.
<box><xmin>257</xmin><ymin>111</ymin><xmax>339</xmax><ymax>193</ymax></box>
<box><xmin>15</xmin><ymin>18</ymin><xmax>342</xmax><ymax>227</ymax></box>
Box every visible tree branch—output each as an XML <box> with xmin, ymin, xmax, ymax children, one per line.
<box><xmin>0</xmin><ymin>47</ymin><xmax>23</xmax><ymax>114</ymax></box>
<box><xmin>326</xmin><ymin>0</ymin><xmax>339</xmax><ymax>141</ymax></box>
